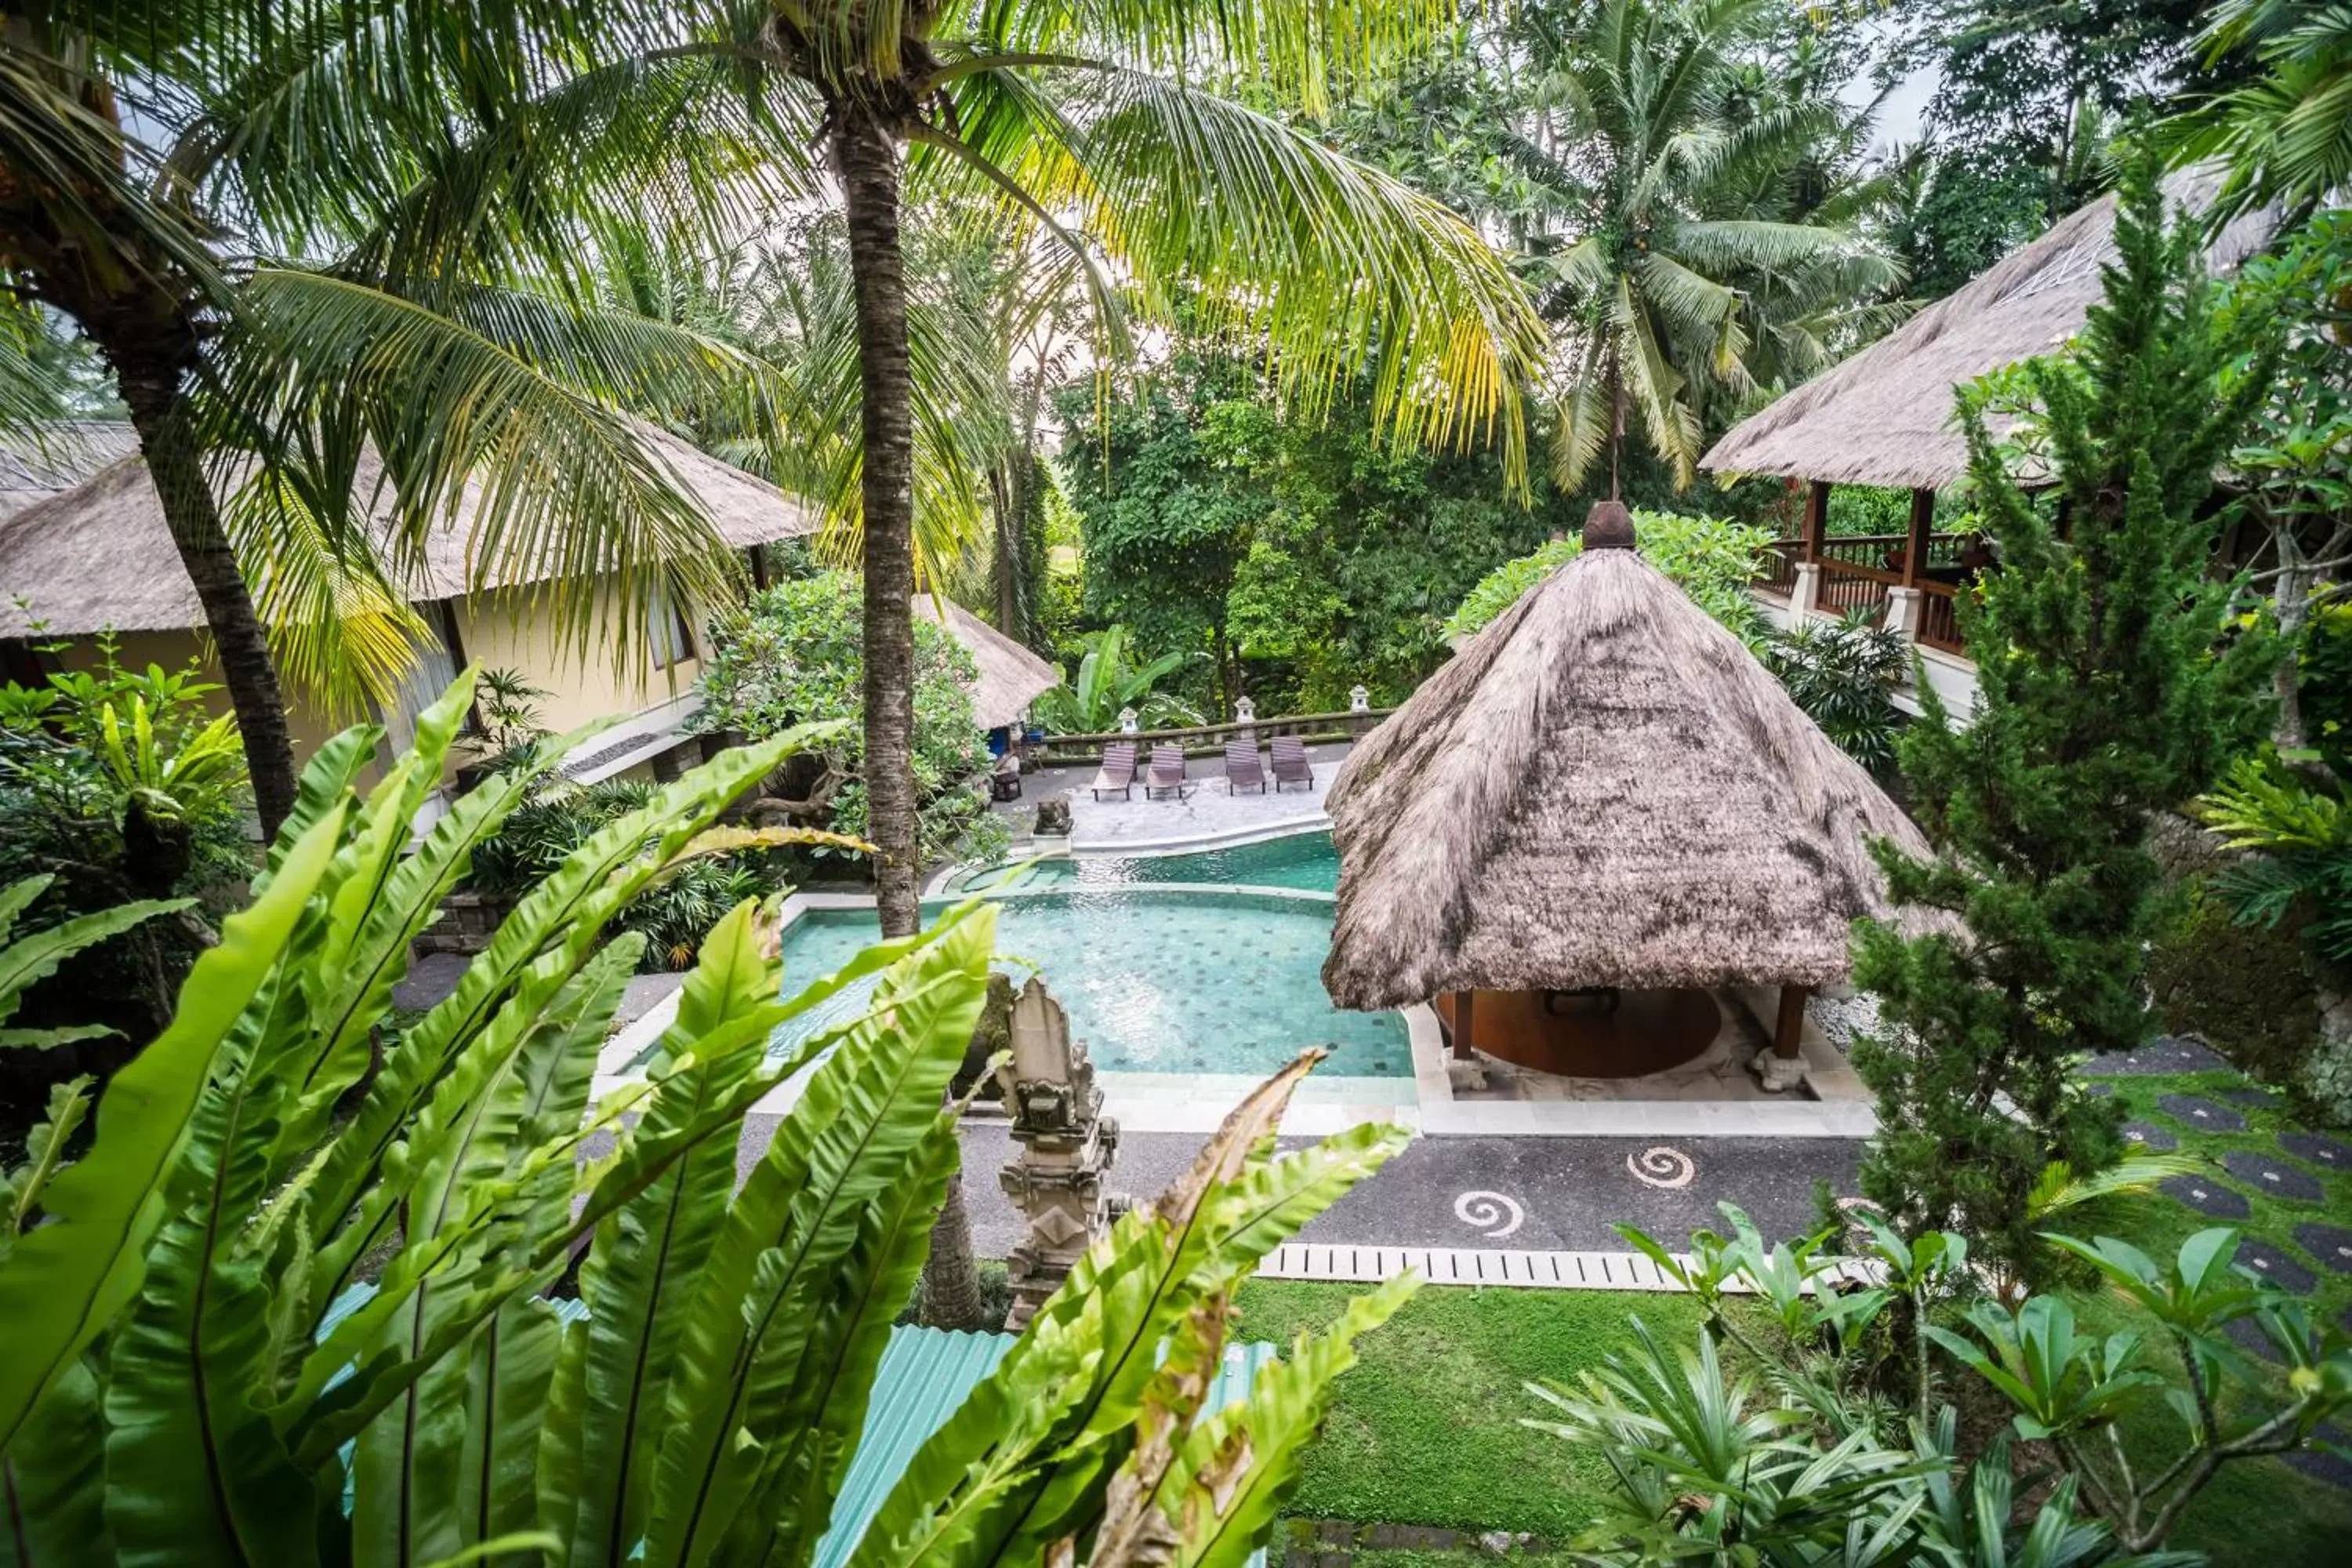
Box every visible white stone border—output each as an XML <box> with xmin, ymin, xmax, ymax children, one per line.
<box><xmin>1256</xmin><ymin>1241</ymin><xmax>1882</xmax><ymax>1292</ymax></box>
<box><xmin>596</xmin><ymin>881</ymin><xmax>1877</xmax><ymax>1140</ymax></box>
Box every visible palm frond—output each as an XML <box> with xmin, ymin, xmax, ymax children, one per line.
<box><xmin>949</xmin><ymin>62</ymin><xmax>1545</xmax><ymax>487</ymax></box>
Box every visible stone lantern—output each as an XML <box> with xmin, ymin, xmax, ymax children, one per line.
<box><xmin>1118</xmin><ymin>706</ymin><xmax>1138</xmax><ymax>734</ymax></box>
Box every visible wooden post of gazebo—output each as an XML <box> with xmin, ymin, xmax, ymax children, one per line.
<box><xmin>1764</xmin><ymin>983</ymin><xmax>1810</xmax><ymax>1091</ymax></box>
<box><xmin>1453</xmin><ymin>990</ymin><xmax>1475</xmax><ymax>1061</ymax></box>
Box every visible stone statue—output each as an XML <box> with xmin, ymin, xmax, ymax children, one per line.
<box><xmin>996</xmin><ymin>977</ymin><xmax>1122</xmax><ymax>1329</ymax></box>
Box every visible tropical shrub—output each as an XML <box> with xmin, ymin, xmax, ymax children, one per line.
<box><xmin>0</xmin><ymin>671</ymin><xmax>1411</xmax><ymax>1566</ymax></box>
<box><xmin>2197</xmin><ymin>756</ymin><xmax>2352</xmax><ymax>969</ymax></box>
<box><xmin>1850</xmin><ymin>158</ymin><xmax>2270</xmax><ymax>1280</ymax></box>
<box><xmin>0</xmin><ymin>641</ymin><xmax>256</xmax><ymax>1079</ymax></box>
<box><xmin>1763</xmin><ymin>610</ymin><xmax>1912</xmax><ymax>773</ymax></box>
<box><xmin>466</xmin><ymin>775</ymin><xmax>801</xmax><ymax>972</ymax></box>
<box><xmin>696</xmin><ymin>573</ymin><xmax>997</xmax><ymax>866</ymax></box>
<box><xmin>1440</xmin><ymin>510</ymin><xmax>1775</xmax><ymax>644</ymax></box>
<box><xmin>1030</xmin><ymin>623</ymin><xmax>1205</xmax><ymax>732</ymax></box>
<box><xmin>1563</xmin><ymin>1207</ymin><xmax>2352</xmax><ymax>1561</ymax></box>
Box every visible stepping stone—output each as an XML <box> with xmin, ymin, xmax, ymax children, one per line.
<box><xmin>2222</xmin><ymin>1149</ymin><xmax>2326</xmax><ymax>1203</ymax></box>
<box><xmin>2156</xmin><ymin>1094</ymin><xmax>2245</xmax><ymax>1133</ymax></box>
<box><xmin>2121</xmin><ymin>1120</ymin><xmax>2177</xmax><ymax>1152</ymax></box>
<box><xmin>2219</xmin><ymin>1086</ymin><xmax>2281</xmax><ymax>1106</ymax></box>
<box><xmin>2234</xmin><ymin>1240</ymin><xmax>2318</xmax><ymax>1295</ymax></box>
<box><xmin>2083</xmin><ymin>1036</ymin><xmax>2227</xmax><ymax>1076</ymax></box>
<box><xmin>2296</xmin><ymin>1225</ymin><xmax>2352</xmax><ymax>1274</ymax></box>
<box><xmin>2283</xmin><ymin>1425</ymin><xmax>2352</xmax><ymax>1491</ymax></box>
<box><xmin>2161</xmin><ymin>1174</ymin><xmax>2251</xmax><ymax>1219</ymax></box>
<box><xmin>2280</xmin><ymin>1133</ymin><xmax>2352</xmax><ymax>1173</ymax></box>
<box><xmin>2224</xmin><ymin>1313</ymin><xmax>2285</xmax><ymax>1364</ymax></box>
<box><xmin>2085</xmin><ymin>1081</ymin><xmax>2115</xmax><ymax>1097</ymax></box>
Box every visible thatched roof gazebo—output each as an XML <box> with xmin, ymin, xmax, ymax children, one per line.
<box><xmin>1321</xmin><ymin>505</ymin><xmax>1930</xmax><ymax>1083</ymax></box>
<box><xmin>1700</xmin><ymin>165</ymin><xmax>2281</xmax><ymax>658</ymax></box>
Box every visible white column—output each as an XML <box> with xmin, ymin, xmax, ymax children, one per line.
<box><xmin>1884</xmin><ymin>586</ymin><xmax>1923</xmax><ymax>641</ymax></box>
<box><xmin>1790</xmin><ymin>561</ymin><xmax>1823</xmax><ymax>619</ymax></box>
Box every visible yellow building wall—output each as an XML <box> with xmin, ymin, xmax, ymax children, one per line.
<box><xmin>48</xmin><ymin>629</ymin><xmax>361</xmax><ymax>775</ymax></box>
<box><xmin>446</xmin><ymin>579</ymin><xmax>703</xmax><ymax>735</ymax></box>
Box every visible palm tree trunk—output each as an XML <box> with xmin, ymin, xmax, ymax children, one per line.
<box><xmin>833</xmin><ymin>108</ymin><xmax>924</xmax><ymax>941</ymax></box>
<box><xmin>113</xmin><ymin>349</ymin><xmax>300</xmax><ymax>840</ymax></box>
<box><xmin>833</xmin><ymin>103</ymin><xmax>987</xmax><ymax>1330</ymax></box>
<box><xmin>989</xmin><ymin>456</ymin><xmax>1021</xmax><ymax>636</ymax></box>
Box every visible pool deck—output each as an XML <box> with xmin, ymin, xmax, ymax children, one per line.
<box><xmin>993</xmin><ymin>741</ymin><xmax>1352</xmax><ymax>851</ymax></box>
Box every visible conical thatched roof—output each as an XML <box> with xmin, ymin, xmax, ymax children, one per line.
<box><xmin>1700</xmin><ymin>165</ymin><xmax>2281</xmax><ymax>491</ymax></box>
<box><xmin>0</xmin><ymin>423</ymin><xmax>815</xmax><ymax>638</ymax></box>
<box><xmin>917</xmin><ymin>597</ymin><xmax>1057</xmax><ymax>729</ymax></box>
<box><xmin>1321</xmin><ymin>532</ymin><xmax>1933</xmax><ymax>1011</ymax></box>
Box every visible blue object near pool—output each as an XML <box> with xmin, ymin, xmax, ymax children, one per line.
<box><xmin>768</xmin><ymin>881</ymin><xmax>1407</xmax><ymax>1078</ymax></box>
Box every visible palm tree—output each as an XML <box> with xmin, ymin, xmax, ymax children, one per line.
<box><xmin>0</xmin><ymin>5</ymin><xmax>774</xmax><ymax>834</ymax></box>
<box><xmin>2169</xmin><ymin>0</ymin><xmax>2352</xmax><ymax>221</ymax></box>
<box><xmin>1500</xmin><ymin>0</ymin><xmax>1898</xmax><ymax>490</ymax></box>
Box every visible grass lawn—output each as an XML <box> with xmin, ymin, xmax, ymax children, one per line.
<box><xmin>1233</xmin><ymin>1279</ymin><xmax>1710</xmax><ymax>1541</ymax></box>
<box><xmin>1239</xmin><ymin>1059</ymin><xmax>2352</xmax><ymax>1566</ymax></box>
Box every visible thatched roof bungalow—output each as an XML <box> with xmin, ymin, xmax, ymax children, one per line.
<box><xmin>916</xmin><ymin>597</ymin><xmax>1058</xmax><ymax>732</ymax></box>
<box><xmin>1322</xmin><ymin>506</ymin><xmax>1929</xmax><ymax>1078</ymax></box>
<box><xmin>1702</xmin><ymin>165</ymin><xmax>2282</xmax><ymax>662</ymax></box>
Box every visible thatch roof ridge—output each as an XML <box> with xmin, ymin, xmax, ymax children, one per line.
<box><xmin>1700</xmin><ymin>165</ymin><xmax>2281</xmax><ymax>490</ymax></box>
<box><xmin>920</xmin><ymin>597</ymin><xmax>1057</xmax><ymax>730</ymax></box>
<box><xmin>0</xmin><ymin>424</ymin><xmax>815</xmax><ymax>639</ymax></box>
<box><xmin>1322</xmin><ymin>546</ymin><xmax>1933</xmax><ymax>1008</ymax></box>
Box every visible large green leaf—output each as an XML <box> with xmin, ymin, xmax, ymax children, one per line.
<box><xmin>0</xmin><ymin>804</ymin><xmax>346</xmax><ymax>1451</ymax></box>
<box><xmin>0</xmin><ymin>890</ymin><xmax>196</xmax><ymax>1044</ymax></box>
<box><xmin>644</xmin><ymin>905</ymin><xmax>995</xmax><ymax>1566</ymax></box>
<box><xmin>552</xmin><ymin>901</ymin><xmax>786</xmax><ymax>1568</ymax></box>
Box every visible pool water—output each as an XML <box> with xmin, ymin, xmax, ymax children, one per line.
<box><xmin>768</xmin><ymin>884</ymin><xmax>1406</xmax><ymax>1078</ymax></box>
<box><xmin>958</xmin><ymin>831</ymin><xmax>1341</xmax><ymax>894</ymax></box>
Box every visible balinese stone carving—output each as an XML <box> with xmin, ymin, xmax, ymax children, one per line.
<box><xmin>996</xmin><ymin>977</ymin><xmax>1122</xmax><ymax>1329</ymax></box>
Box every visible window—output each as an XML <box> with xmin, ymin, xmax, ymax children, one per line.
<box><xmin>650</xmin><ymin>593</ymin><xmax>695</xmax><ymax>670</ymax></box>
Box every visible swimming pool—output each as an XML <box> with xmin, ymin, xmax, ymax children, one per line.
<box><xmin>956</xmin><ymin>830</ymin><xmax>1341</xmax><ymax>894</ymax></box>
<box><xmin>762</xmin><ymin>881</ymin><xmax>1406</xmax><ymax>1079</ymax></box>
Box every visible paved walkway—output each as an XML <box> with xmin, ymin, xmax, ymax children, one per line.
<box><xmin>997</xmin><ymin>741</ymin><xmax>1353</xmax><ymax>848</ymax></box>
<box><xmin>728</xmin><ymin>1116</ymin><xmax>1857</xmax><ymax>1258</ymax></box>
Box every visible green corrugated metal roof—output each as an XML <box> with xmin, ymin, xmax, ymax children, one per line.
<box><xmin>815</xmin><ymin>1326</ymin><xmax>1280</xmax><ymax>1568</ymax></box>
<box><xmin>319</xmin><ymin>1288</ymin><xmax>1278</xmax><ymax>1565</ymax></box>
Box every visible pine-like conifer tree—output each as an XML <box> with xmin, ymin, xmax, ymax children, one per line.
<box><xmin>1850</xmin><ymin>154</ymin><xmax>2274</xmax><ymax>1273</ymax></box>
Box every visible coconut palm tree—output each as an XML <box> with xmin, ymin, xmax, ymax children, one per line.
<box><xmin>0</xmin><ymin>4</ymin><xmax>779</xmax><ymax>835</ymax></box>
<box><xmin>2169</xmin><ymin>0</ymin><xmax>2352</xmax><ymax>221</ymax></box>
<box><xmin>1501</xmin><ymin>0</ymin><xmax>1898</xmax><ymax>490</ymax></box>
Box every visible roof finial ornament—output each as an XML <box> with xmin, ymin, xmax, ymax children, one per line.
<box><xmin>1582</xmin><ymin>499</ymin><xmax>1636</xmax><ymax>550</ymax></box>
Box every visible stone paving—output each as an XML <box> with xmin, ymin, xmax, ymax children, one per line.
<box><xmin>2155</xmin><ymin>1092</ymin><xmax>2246</xmax><ymax>1133</ymax></box>
<box><xmin>2223</xmin><ymin>1148</ymin><xmax>2328</xmax><ymax>1203</ymax></box>
<box><xmin>2160</xmin><ymin>1173</ymin><xmax>2252</xmax><ymax>1219</ymax></box>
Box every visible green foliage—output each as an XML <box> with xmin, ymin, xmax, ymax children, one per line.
<box><xmin>1030</xmin><ymin>624</ymin><xmax>1203</xmax><ymax>732</ymax></box>
<box><xmin>0</xmin><ymin>684</ymin><xmax>1410</xmax><ymax>1565</ymax></box>
<box><xmin>1763</xmin><ymin>610</ymin><xmax>1912</xmax><ymax>773</ymax></box>
<box><xmin>1850</xmin><ymin>157</ymin><xmax>2271</xmax><ymax>1280</ymax></box>
<box><xmin>2150</xmin><ymin>884</ymin><xmax>2328</xmax><ymax>1104</ymax></box>
<box><xmin>457</xmin><ymin>667</ymin><xmax>554</xmax><ymax>760</ymax></box>
<box><xmin>2166</xmin><ymin>0</ymin><xmax>2352</xmax><ymax>222</ymax></box>
<box><xmin>467</xmin><ymin>776</ymin><xmax>796</xmax><ymax>972</ymax></box>
<box><xmin>2197</xmin><ymin>757</ymin><xmax>2352</xmax><ymax>967</ymax></box>
<box><xmin>1439</xmin><ymin>510</ymin><xmax>1775</xmax><ymax>642</ymax></box>
<box><xmin>0</xmin><ymin>878</ymin><xmax>191</xmax><ymax>1050</ymax></box>
<box><xmin>1058</xmin><ymin>343</ymin><xmax>1568</xmax><ymax>713</ymax></box>
<box><xmin>1578</xmin><ymin>1209</ymin><xmax>2350</xmax><ymax>1559</ymax></box>
<box><xmin>696</xmin><ymin>573</ymin><xmax>996</xmax><ymax>864</ymax></box>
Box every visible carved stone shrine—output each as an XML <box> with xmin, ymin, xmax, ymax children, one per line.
<box><xmin>996</xmin><ymin>977</ymin><xmax>1122</xmax><ymax>1330</ymax></box>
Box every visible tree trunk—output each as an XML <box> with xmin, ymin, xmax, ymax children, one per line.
<box><xmin>990</xmin><ymin>456</ymin><xmax>1021</xmax><ymax>637</ymax></box>
<box><xmin>113</xmin><ymin>352</ymin><xmax>300</xmax><ymax>840</ymax></box>
<box><xmin>833</xmin><ymin>108</ymin><xmax>924</xmax><ymax>941</ymax></box>
<box><xmin>832</xmin><ymin>103</ymin><xmax>986</xmax><ymax>1329</ymax></box>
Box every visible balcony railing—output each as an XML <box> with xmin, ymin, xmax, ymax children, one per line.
<box><xmin>1030</xmin><ymin>707</ymin><xmax>1395</xmax><ymax>765</ymax></box>
<box><xmin>1753</xmin><ymin>533</ymin><xmax>1978</xmax><ymax>657</ymax></box>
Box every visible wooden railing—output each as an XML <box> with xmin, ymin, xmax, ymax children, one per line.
<box><xmin>1031</xmin><ymin>707</ymin><xmax>1396</xmax><ymax>765</ymax></box>
<box><xmin>1755</xmin><ymin>533</ymin><xmax>1979</xmax><ymax>655</ymax></box>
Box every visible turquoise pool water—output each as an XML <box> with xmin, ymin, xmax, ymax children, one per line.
<box><xmin>768</xmin><ymin>884</ymin><xmax>1405</xmax><ymax>1078</ymax></box>
<box><xmin>957</xmin><ymin>830</ymin><xmax>1340</xmax><ymax>894</ymax></box>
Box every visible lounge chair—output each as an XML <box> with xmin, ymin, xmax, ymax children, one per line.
<box><xmin>1145</xmin><ymin>742</ymin><xmax>1195</xmax><ymax>800</ymax></box>
<box><xmin>1271</xmin><ymin>735</ymin><xmax>1315</xmax><ymax>792</ymax></box>
<box><xmin>1223</xmin><ymin>738</ymin><xmax>1266</xmax><ymax>794</ymax></box>
<box><xmin>1090</xmin><ymin>740</ymin><xmax>1136</xmax><ymax>801</ymax></box>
